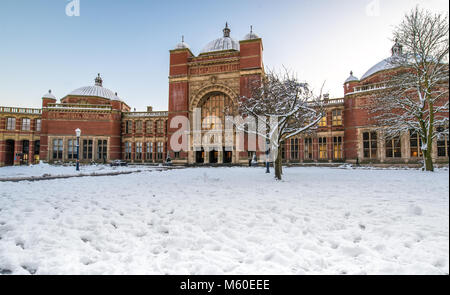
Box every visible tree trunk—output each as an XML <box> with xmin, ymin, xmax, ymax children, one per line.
<box><xmin>424</xmin><ymin>140</ymin><xmax>434</xmax><ymax>172</ymax></box>
<box><xmin>424</xmin><ymin>150</ymin><xmax>434</xmax><ymax>171</ymax></box>
<box><xmin>274</xmin><ymin>146</ymin><xmax>283</xmax><ymax>180</ymax></box>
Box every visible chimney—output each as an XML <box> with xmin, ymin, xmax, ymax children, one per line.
<box><xmin>147</xmin><ymin>106</ymin><xmax>153</xmax><ymax>112</ymax></box>
<box><xmin>323</xmin><ymin>93</ymin><xmax>330</xmax><ymax>101</ymax></box>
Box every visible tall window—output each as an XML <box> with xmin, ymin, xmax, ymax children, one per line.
<box><xmin>125</xmin><ymin>142</ymin><xmax>132</xmax><ymax>160</ymax></box>
<box><xmin>319</xmin><ymin>115</ymin><xmax>327</xmax><ymax>127</ymax></box>
<box><xmin>83</xmin><ymin>139</ymin><xmax>93</xmax><ymax>160</ymax></box>
<box><xmin>410</xmin><ymin>131</ymin><xmax>422</xmax><ymax>158</ymax></box>
<box><xmin>290</xmin><ymin>138</ymin><xmax>299</xmax><ymax>160</ymax></box>
<box><xmin>22</xmin><ymin>118</ymin><xmax>30</xmax><ymax>131</ymax></box>
<box><xmin>281</xmin><ymin>141</ymin><xmax>286</xmax><ymax>160</ymax></box>
<box><xmin>67</xmin><ymin>139</ymin><xmax>77</xmax><ymax>160</ymax></box>
<box><xmin>156</xmin><ymin>120</ymin><xmax>164</xmax><ymax>134</ymax></box>
<box><xmin>304</xmin><ymin>138</ymin><xmax>313</xmax><ymax>160</ymax></box>
<box><xmin>52</xmin><ymin>139</ymin><xmax>63</xmax><ymax>160</ymax></box>
<box><xmin>146</xmin><ymin>142</ymin><xmax>153</xmax><ymax>161</ymax></box>
<box><xmin>125</xmin><ymin>121</ymin><xmax>132</xmax><ymax>134</ymax></box>
<box><xmin>332</xmin><ymin>110</ymin><xmax>342</xmax><ymax>126</ymax></box>
<box><xmin>157</xmin><ymin>142</ymin><xmax>164</xmax><ymax>160</ymax></box>
<box><xmin>437</xmin><ymin>135</ymin><xmax>449</xmax><ymax>157</ymax></box>
<box><xmin>319</xmin><ymin>137</ymin><xmax>327</xmax><ymax>159</ymax></box>
<box><xmin>333</xmin><ymin>136</ymin><xmax>343</xmax><ymax>160</ymax></box>
<box><xmin>135</xmin><ymin>142</ymin><xmax>142</xmax><ymax>160</ymax></box>
<box><xmin>201</xmin><ymin>93</ymin><xmax>232</xmax><ymax>131</ymax></box>
<box><xmin>363</xmin><ymin>132</ymin><xmax>377</xmax><ymax>159</ymax></box>
<box><xmin>385</xmin><ymin>136</ymin><xmax>402</xmax><ymax>158</ymax></box>
<box><xmin>97</xmin><ymin>140</ymin><xmax>107</xmax><ymax>161</ymax></box>
<box><xmin>6</xmin><ymin>117</ymin><xmax>16</xmax><ymax>130</ymax></box>
<box><xmin>146</xmin><ymin>121</ymin><xmax>153</xmax><ymax>134</ymax></box>
<box><xmin>135</xmin><ymin>121</ymin><xmax>143</xmax><ymax>133</ymax></box>
<box><xmin>35</xmin><ymin>119</ymin><xmax>41</xmax><ymax>132</ymax></box>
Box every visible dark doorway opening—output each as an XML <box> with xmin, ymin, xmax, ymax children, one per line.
<box><xmin>22</xmin><ymin>140</ymin><xmax>29</xmax><ymax>165</ymax></box>
<box><xmin>223</xmin><ymin>148</ymin><xmax>232</xmax><ymax>163</ymax></box>
<box><xmin>195</xmin><ymin>148</ymin><xmax>204</xmax><ymax>164</ymax></box>
<box><xmin>5</xmin><ymin>140</ymin><xmax>14</xmax><ymax>166</ymax></box>
<box><xmin>209</xmin><ymin>150</ymin><xmax>218</xmax><ymax>164</ymax></box>
<box><xmin>34</xmin><ymin>140</ymin><xmax>40</xmax><ymax>164</ymax></box>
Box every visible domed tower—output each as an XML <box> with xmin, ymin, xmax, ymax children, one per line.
<box><xmin>42</xmin><ymin>89</ymin><xmax>57</xmax><ymax>107</ymax></box>
<box><xmin>167</xmin><ymin>23</ymin><xmax>264</xmax><ymax>164</ymax></box>
<box><xmin>343</xmin><ymin>71</ymin><xmax>359</xmax><ymax>95</ymax></box>
<box><xmin>239</xmin><ymin>25</ymin><xmax>263</xmax><ymax>98</ymax></box>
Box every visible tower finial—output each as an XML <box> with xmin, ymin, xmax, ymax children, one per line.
<box><xmin>250</xmin><ymin>25</ymin><xmax>253</xmax><ymax>33</ymax></box>
<box><xmin>182</xmin><ymin>35</ymin><xmax>184</xmax><ymax>43</ymax></box>
<box><xmin>391</xmin><ymin>38</ymin><xmax>403</xmax><ymax>56</ymax></box>
<box><xmin>223</xmin><ymin>22</ymin><xmax>230</xmax><ymax>37</ymax></box>
<box><xmin>95</xmin><ymin>73</ymin><xmax>103</xmax><ymax>87</ymax></box>
<box><xmin>350</xmin><ymin>71</ymin><xmax>353</xmax><ymax>76</ymax></box>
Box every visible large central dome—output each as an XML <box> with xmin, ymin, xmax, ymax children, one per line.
<box><xmin>67</xmin><ymin>74</ymin><xmax>121</xmax><ymax>101</ymax></box>
<box><xmin>200</xmin><ymin>23</ymin><xmax>240</xmax><ymax>54</ymax></box>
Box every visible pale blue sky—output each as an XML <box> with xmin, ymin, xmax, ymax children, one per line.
<box><xmin>0</xmin><ymin>0</ymin><xmax>448</xmax><ymax>111</ymax></box>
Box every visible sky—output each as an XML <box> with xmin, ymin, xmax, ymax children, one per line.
<box><xmin>0</xmin><ymin>0</ymin><xmax>448</xmax><ymax>111</ymax></box>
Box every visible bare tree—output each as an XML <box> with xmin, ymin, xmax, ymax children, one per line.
<box><xmin>233</xmin><ymin>68</ymin><xmax>325</xmax><ymax>180</ymax></box>
<box><xmin>370</xmin><ymin>7</ymin><xmax>449</xmax><ymax>171</ymax></box>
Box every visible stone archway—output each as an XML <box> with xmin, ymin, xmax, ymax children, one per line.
<box><xmin>189</xmin><ymin>85</ymin><xmax>239</xmax><ymax>164</ymax></box>
<box><xmin>190</xmin><ymin>84</ymin><xmax>238</xmax><ymax>112</ymax></box>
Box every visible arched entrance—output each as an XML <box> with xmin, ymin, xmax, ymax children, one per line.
<box><xmin>5</xmin><ymin>140</ymin><xmax>15</xmax><ymax>166</ymax></box>
<box><xmin>199</xmin><ymin>92</ymin><xmax>234</xmax><ymax>164</ymax></box>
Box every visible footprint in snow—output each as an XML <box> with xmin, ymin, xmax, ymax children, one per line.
<box><xmin>0</xmin><ymin>268</ymin><xmax>12</xmax><ymax>275</ymax></box>
<box><xmin>21</xmin><ymin>265</ymin><xmax>37</xmax><ymax>275</ymax></box>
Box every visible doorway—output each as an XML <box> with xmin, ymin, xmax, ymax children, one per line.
<box><xmin>5</xmin><ymin>140</ymin><xmax>14</xmax><ymax>166</ymax></box>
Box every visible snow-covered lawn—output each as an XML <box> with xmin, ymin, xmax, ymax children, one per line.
<box><xmin>0</xmin><ymin>163</ymin><xmax>152</xmax><ymax>179</ymax></box>
<box><xmin>0</xmin><ymin>167</ymin><xmax>448</xmax><ymax>275</ymax></box>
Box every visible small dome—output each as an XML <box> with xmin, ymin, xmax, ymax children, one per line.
<box><xmin>344</xmin><ymin>71</ymin><xmax>359</xmax><ymax>83</ymax></box>
<box><xmin>175</xmin><ymin>36</ymin><xmax>190</xmax><ymax>50</ymax></box>
<box><xmin>200</xmin><ymin>23</ymin><xmax>240</xmax><ymax>54</ymax></box>
<box><xmin>175</xmin><ymin>41</ymin><xmax>190</xmax><ymax>49</ymax></box>
<box><xmin>243</xmin><ymin>25</ymin><xmax>259</xmax><ymax>40</ymax></box>
<box><xmin>42</xmin><ymin>89</ymin><xmax>56</xmax><ymax>99</ymax></box>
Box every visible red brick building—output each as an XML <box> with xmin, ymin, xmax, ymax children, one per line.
<box><xmin>0</xmin><ymin>26</ymin><xmax>448</xmax><ymax>167</ymax></box>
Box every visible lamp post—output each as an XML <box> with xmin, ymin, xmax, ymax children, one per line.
<box><xmin>75</xmin><ymin>128</ymin><xmax>81</xmax><ymax>171</ymax></box>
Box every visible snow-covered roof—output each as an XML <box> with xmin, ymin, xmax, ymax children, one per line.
<box><xmin>200</xmin><ymin>23</ymin><xmax>240</xmax><ymax>54</ymax></box>
<box><xmin>66</xmin><ymin>74</ymin><xmax>122</xmax><ymax>101</ymax></box>
<box><xmin>42</xmin><ymin>90</ymin><xmax>56</xmax><ymax>99</ymax></box>
<box><xmin>201</xmin><ymin>37</ymin><xmax>240</xmax><ymax>54</ymax></box>
<box><xmin>68</xmin><ymin>85</ymin><xmax>122</xmax><ymax>101</ymax></box>
<box><xmin>360</xmin><ymin>40</ymin><xmax>405</xmax><ymax>81</ymax></box>
<box><xmin>344</xmin><ymin>72</ymin><xmax>359</xmax><ymax>83</ymax></box>
<box><xmin>360</xmin><ymin>56</ymin><xmax>398</xmax><ymax>81</ymax></box>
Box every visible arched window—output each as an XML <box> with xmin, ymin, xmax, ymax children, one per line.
<box><xmin>200</xmin><ymin>93</ymin><xmax>233</xmax><ymax>131</ymax></box>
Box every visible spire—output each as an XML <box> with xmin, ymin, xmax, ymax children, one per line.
<box><xmin>95</xmin><ymin>73</ymin><xmax>103</xmax><ymax>87</ymax></box>
<box><xmin>250</xmin><ymin>25</ymin><xmax>253</xmax><ymax>34</ymax></box>
<box><xmin>182</xmin><ymin>35</ymin><xmax>184</xmax><ymax>43</ymax></box>
<box><xmin>223</xmin><ymin>22</ymin><xmax>230</xmax><ymax>38</ymax></box>
<box><xmin>391</xmin><ymin>38</ymin><xmax>403</xmax><ymax>56</ymax></box>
